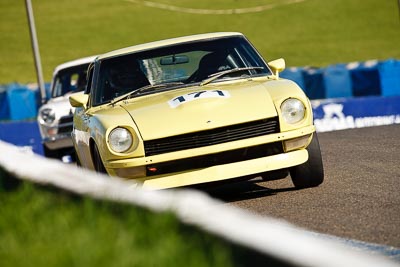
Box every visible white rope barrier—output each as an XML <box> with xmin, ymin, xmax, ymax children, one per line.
<box><xmin>125</xmin><ymin>0</ymin><xmax>306</xmax><ymax>15</ymax></box>
<box><xmin>0</xmin><ymin>140</ymin><xmax>397</xmax><ymax>267</ymax></box>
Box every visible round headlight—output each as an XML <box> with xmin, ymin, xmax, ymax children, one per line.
<box><xmin>281</xmin><ymin>98</ymin><xmax>305</xmax><ymax>124</ymax></box>
<box><xmin>109</xmin><ymin>127</ymin><xmax>133</xmax><ymax>153</ymax></box>
<box><xmin>40</xmin><ymin>108</ymin><xmax>56</xmax><ymax>124</ymax></box>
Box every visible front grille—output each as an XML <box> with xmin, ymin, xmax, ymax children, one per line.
<box><xmin>144</xmin><ymin>117</ymin><xmax>279</xmax><ymax>156</ymax></box>
<box><xmin>146</xmin><ymin>142</ymin><xmax>283</xmax><ymax>176</ymax></box>
<box><xmin>58</xmin><ymin>115</ymin><xmax>73</xmax><ymax>134</ymax></box>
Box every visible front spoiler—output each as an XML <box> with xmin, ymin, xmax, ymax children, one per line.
<box><xmin>130</xmin><ymin>149</ymin><xmax>307</xmax><ymax>190</ymax></box>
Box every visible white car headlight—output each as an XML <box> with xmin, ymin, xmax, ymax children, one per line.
<box><xmin>281</xmin><ymin>98</ymin><xmax>305</xmax><ymax>124</ymax></box>
<box><xmin>109</xmin><ymin>127</ymin><xmax>133</xmax><ymax>153</ymax></box>
<box><xmin>40</xmin><ymin>108</ymin><xmax>56</xmax><ymax>124</ymax></box>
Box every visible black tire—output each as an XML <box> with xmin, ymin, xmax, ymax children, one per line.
<box><xmin>261</xmin><ymin>169</ymin><xmax>289</xmax><ymax>181</ymax></box>
<box><xmin>289</xmin><ymin>133</ymin><xmax>324</xmax><ymax>188</ymax></box>
<box><xmin>92</xmin><ymin>144</ymin><xmax>107</xmax><ymax>173</ymax></box>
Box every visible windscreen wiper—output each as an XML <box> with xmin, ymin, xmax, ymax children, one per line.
<box><xmin>200</xmin><ymin>67</ymin><xmax>264</xmax><ymax>86</ymax></box>
<box><xmin>110</xmin><ymin>82</ymin><xmax>184</xmax><ymax>105</ymax></box>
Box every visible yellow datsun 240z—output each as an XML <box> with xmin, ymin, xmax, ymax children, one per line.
<box><xmin>69</xmin><ymin>32</ymin><xmax>324</xmax><ymax>190</ymax></box>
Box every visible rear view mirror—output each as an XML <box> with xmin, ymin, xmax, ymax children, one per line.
<box><xmin>69</xmin><ymin>93</ymin><xmax>89</xmax><ymax>109</ymax></box>
<box><xmin>160</xmin><ymin>55</ymin><xmax>189</xmax><ymax>65</ymax></box>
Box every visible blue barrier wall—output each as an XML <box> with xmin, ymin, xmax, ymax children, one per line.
<box><xmin>348</xmin><ymin>61</ymin><xmax>381</xmax><ymax>97</ymax></box>
<box><xmin>0</xmin><ymin>86</ymin><xmax>10</xmax><ymax>120</ymax></box>
<box><xmin>379</xmin><ymin>59</ymin><xmax>400</xmax><ymax>97</ymax></box>
<box><xmin>302</xmin><ymin>67</ymin><xmax>326</xmax><ymax>99</ymax></box>
<box><xmin>7</xmin><ymin>84</ymin><xmax>40</xmax><ymax>120</ymax></box>
<box><xmin>0</xmin><ymin>121</ymin><xmax>43</xmax><ymax>155</ymax></box>
<box><xmin>0</xmin><ymin>83</ymin><xmax>50</xmax><ymax>121</ymax></box>
<box><xmin>280</xmin><ymin>58</ymin><xmax>400</xmax><ymax>100</ymax></box>
<box><xmin>280</xmin><ymin>67</ymin><xmax>305</xmax><ymax>89</ymax></box>
<box><xmin>323</xmin><ymin>64</ymin><xmax>352</xmax><ymax>99</ymax></box>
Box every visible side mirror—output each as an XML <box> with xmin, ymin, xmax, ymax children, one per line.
<box><xmin>268</xmin><ymin>58</ymin><xmax>285</xmax><ymax>79</ymax></box>
<box><xmin>69</xmin><ymin>93</ymin><xmax>89</xmax><ymax>109</ymax></box>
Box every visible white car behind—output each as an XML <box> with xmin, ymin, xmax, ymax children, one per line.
<box><xmin>37</xmin><ymin>56</ymin><xmax>96</xmax><ymax>161</ymax></box>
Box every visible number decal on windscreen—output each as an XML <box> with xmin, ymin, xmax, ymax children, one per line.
<box><xmin>168</xmin><ymin>90</ymin><xmax>230</xmax><ymax>108</ymax></box>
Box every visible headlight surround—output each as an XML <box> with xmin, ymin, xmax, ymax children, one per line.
<box><xmin>40</xmin><ymin>108</ymin><xmax>56</xmax><ymax>124</ymax></box>
<box><xmin>108</xmin><ymin>127</ymin><xmax>133</xmax><ymax>153</ymax></box>
<box><xmin>281</xmin><ymin>98</ymin><xmax>306</xmax><ymax>124</ymax></box>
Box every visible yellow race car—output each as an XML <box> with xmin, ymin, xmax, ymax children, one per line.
<box><xmin>70</xmin><ymin>32</ymin><xmax>324</xmax><ymax>190</ymax></box>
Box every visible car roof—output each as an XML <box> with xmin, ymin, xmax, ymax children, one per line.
<box><xmin>53</xmin><ymin>55</ymin><xmax>97</xmax><ymax>75</ymax></box>
<box><xmin>97</xmin><ymin>32</ymin><xmax>244</xmax><ymax>60</ymax></box>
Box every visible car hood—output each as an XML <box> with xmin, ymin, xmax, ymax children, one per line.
<box><xmin>120</xmin><ymin>80</ymin><xmax>279</xmax><ymax>140</ymax></box>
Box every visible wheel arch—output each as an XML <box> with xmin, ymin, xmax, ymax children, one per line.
<box><xmin>89</xmin><ymin>137</ymin><xmax>98</xmax><ymax>167</ymax></box>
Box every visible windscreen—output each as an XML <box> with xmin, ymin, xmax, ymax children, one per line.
<box><xmin>52</xmin><ymin>64</ymin><xmax>90</xmax><ymax>98</ymax></box>
<box><xmin>93</xmin><ymin>36</ymin><xmax>271</xmax><ymax>106</ymax></box>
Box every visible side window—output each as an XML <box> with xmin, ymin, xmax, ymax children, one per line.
<box><xmin>53</xmin><ymin>76</ymin><xmax>62</xmax><ymax>97</ymax></box>
<box><xmin>52</xmin><ymin>74</ymin><xmax>72</xmax><ymax>97</ymax></box>
<box><xmin>76</xmin><ymin>71</ymin><xmax>88</xmax><ymax>92</ymax></box>
<box><xmin>70</xmin><ymin>73</ymin><xmax>79</xmax><ymax>91</ymax></box>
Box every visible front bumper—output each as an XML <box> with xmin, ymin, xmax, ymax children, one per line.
<box><xmin>43</xmin><ymin>134</ymin><xmax>73</xmax><ymax>150</ymax></box>
<box><xmin>142</xmin><ymin>150</ymin><xmax>307</xmax><ymax>189</ymax></box>
<box><xmin>39</xmin><ymin>116</ymin><xmax>74</xmax><ymax>150</ymax></box>
<box><xmin>105</xmin><ymin>125</ymin><xmax>315</xmax><ymax>189</ymax></box>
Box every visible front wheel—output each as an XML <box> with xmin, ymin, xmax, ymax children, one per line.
<box><xmin>289</xmin><ymin>133</ymin><xmax>324</xmax><ymax>188</ymax></box>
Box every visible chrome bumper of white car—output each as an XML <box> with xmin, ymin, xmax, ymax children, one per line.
<box><xmin>43</xmin><ymin>134</ymin><xmax>73</xmax><ymax>150</ymax></box>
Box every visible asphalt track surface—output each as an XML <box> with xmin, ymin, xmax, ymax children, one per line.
<box><xmin>203</xmin><ymin>124</ymin><xmax>400</xmax><ymax>248</ymax></box>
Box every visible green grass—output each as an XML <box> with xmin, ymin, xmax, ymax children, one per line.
<box><xmin>0</xmin><ymin>169</ymin><xmax>292</xmax><ymax>267</ymax></box>
<box><xmin>0</xmin><ymin>173</ymin><xmax>235</xmax><ymax>267</ymax></box>
<box><xmin>0</xmin><ymin>0</ymin><xmax>399</xmax><ymax>84</ymax></box>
